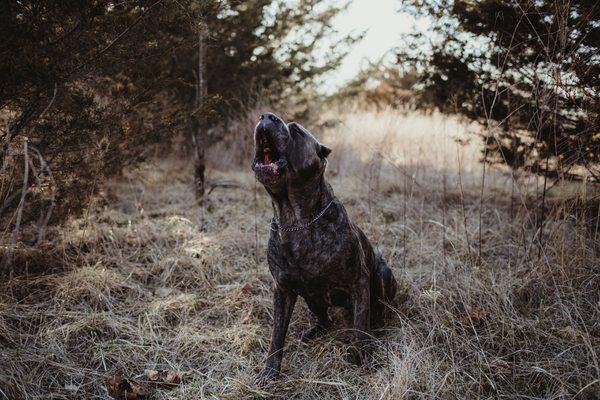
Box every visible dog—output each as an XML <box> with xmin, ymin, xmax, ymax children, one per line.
<box><xmin>251</xmin><ymin>112</ymin><xmax>398</xmax><ymax>384</ymax></box>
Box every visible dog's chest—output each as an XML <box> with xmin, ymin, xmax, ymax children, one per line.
<box><xmin>267</xmin><ymin>223</ymin><xmax>356</xmax><ymax>286</ymax></box>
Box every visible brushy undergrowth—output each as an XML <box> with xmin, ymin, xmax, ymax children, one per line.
<box><xmin>0</xmin><ymin>109</ymin><xmax>598</xmax><ymax>399</ymax></box>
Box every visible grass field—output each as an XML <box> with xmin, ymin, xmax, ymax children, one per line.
<box><xmin>1</xmin><ymin>109</ymin><xmax>598</xmax><ymax>399</ymax></box>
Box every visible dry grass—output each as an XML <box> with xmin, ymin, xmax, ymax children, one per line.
<box><xmin>1</xmin><ymin>108</ymin><xmax>598</xmax><ymax>399</ymax></box>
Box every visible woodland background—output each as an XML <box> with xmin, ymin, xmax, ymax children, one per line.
<box><xmin>0</xmin><ymin>1</ymin><xmax>598</xmax><ymax>399</ymax></box>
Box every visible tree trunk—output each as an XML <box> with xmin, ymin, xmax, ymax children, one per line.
<box><xmin>193</xmin><ymin>32</ymin><xmax>207</xmax><ymax>203</ymax></box>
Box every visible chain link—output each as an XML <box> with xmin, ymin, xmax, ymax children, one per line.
<box><xmin>270</xmin><ymin>199</ymin><xmax>335</xmax><ymax>232</ymax></box>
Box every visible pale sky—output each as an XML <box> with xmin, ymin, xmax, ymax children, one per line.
<box><xmin>326</xmin><ymin>0</ymin><xmax>426</xmax><ymax>90</ymax></box>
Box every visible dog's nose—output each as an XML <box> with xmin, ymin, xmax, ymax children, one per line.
<box><xmin>260</xmin><ymin>112</ymin><xmax>280</xmax><ymax>123</ymax></box>
<box><xmin>257</xmin><ymin>113</ymin><xmax>280</xmax><ymax>136</ymax></box>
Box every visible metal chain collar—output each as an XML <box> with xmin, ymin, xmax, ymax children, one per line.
<box><xmin>270</xmin><ymin>198</ymin><xmax>335</xmax><ymax>232</ymax></box>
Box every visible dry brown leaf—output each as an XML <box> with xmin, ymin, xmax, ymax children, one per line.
<box><xmin>146</xmin><ymin>369</ymin><xmax>159</xmax><ymax>381</ymax></box>
<box><xmin>144</xmin><ymin>369</ymin><xmax>191</xmax><ymax>387</ymax></box>
<box><xmin>460</xmin><ymin>306</ymin><xmax>488</xmax><ymax>325</ymax></box>
<box><xmin>468</xmin><ymin>306</ymin><xmax>487</xmax><ymax>321</ymax></box>
<box><xmin>107</xmin><ymin>371</ymin><xmax>150</xmax><ymax>399</ymax></box>
<box><xmin>196</xmin><ymin>299</ymin><xmax>212</xmax><ymax>310</ymax></box>
<box><xmin>491</xmin><ymin>358</ymin><xmax>511</xmax><ymax>375</ymax></box>
<box><xmin>240</xmin><ymin>283</ymin><xmax>252</xmax><ymax>295</ymax></box>
<box><xmin>164</xmin><ymin>370</ymin><xmax>180</xmax><ymax>384</ymax></box>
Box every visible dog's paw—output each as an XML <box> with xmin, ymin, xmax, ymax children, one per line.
<box><xmin>255</xmin><ymin>367</ymin><xmax>279</xmax><ymax>387</ymax></box>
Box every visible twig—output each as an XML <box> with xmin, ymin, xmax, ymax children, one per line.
<box><xmin>29</xmin><ymin>145</ymin><xmax>56</xmax><ymax>244</ymax></box>
<box><xmin>2</xmin><ymin>140</ymin><xmax>29</xmax><ymax>272</ymax></box>
<box><xmin>206</xmin><ymin>181</ymin><xmax>240</xmax><ymax>196</ymax></box>
<box><xmin>478</xmin><ymin>145</ymin><xmax>487</xmax><ymax>264</ymax></box>
<box><xmin>442</xmin><ymin>154</ymin><xmax>448</xmax><ymax>264</ymax></box>
<box><xmin>70</xmin><ymin>0</ymin><xmax>164</xmax><ymax>75</ymax></box>
<box><xmin>538</xmin><ymin>155</ymin><xmax>549</xmax><ymax>259</ymax></box>
<box><xmin>402</xmin><ymin>149</ymin><xmax>408</xmax><ymax>270</ymax></box>
<box><xmin>12</xmin><ymin>140</ymin><xmax>28</xmax><ymax>241</ymax></box>
<box><xmin>369</xmin><ymin>145</ymin><xmax>423</xmax><ymax>189</ymax></box>
<box><xmin>38</xmin><ymin>83</ymin><xmax>58</xmax><ymax>119</ymax></box>
<box><xmin>1</xmin><ymin>126</ymin><xmax>12</xmax><ymax>179</ymax></box>
<box><xmin>253</xmin><ymin>178</ymin><xmax>259</xmax><ymax>266</ymax></box>
<box><xmin>456</xmin><ymin>143</ymin><xmax>473</xmax><ymax>265</ymax></box>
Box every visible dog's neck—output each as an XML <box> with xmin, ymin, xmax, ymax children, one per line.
<box><xmin>269</xmin><ymin>174</ymin><xmax>334</xmax><ymax>227</ymax></box>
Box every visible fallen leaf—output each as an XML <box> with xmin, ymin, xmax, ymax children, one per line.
<box><xmin>164</xmin><ymin>370</ymin><xmax>181</xmax><ymax>385</ymax></box>
<box><xmin>196</xmin><ymin>299</ymin><xmax>212</xmax><ymax>309</ymax></box>
<box><xmin>460</xmin><ymin>306</ymin><xmax>488</xmax><ymax>326</ymax></box>
<box><xmin>240</xmin><ymin>283</ymin><xmax>252</xmax><ymax>295</ymax></box>
<box><xmin>107</xmin><ymin>371</ymin><xmax>150</xmax><ymax>399</ymax></box>
<box><xmin>144</xmin><ymin>369</ymin><xmax>191</xmax><ymax>387</ymax></box>
<box><xmin>491</xmin><ymin>358</ymin><xmax>511</xmax><ymax>375</ymax></box>
<box><xmin>145</xmin><ymin>369</ymin><xmax>159</xmax><ymax>381</ymax></box>
<box><xmin>468</xmin><ymin>306</ymin><xmax>487</xmax><ymax>321</ymax></box>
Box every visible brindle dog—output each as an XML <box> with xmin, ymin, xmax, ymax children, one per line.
<box><xmin>252</xmin><ymin>112</ymin><xmax>398</xmax><ymax>384</ymax></box>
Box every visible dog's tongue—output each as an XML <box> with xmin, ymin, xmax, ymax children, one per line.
<box><xmin>262</xmin><ymin>162</ymin><xmax>277</xmax><ymax>171</ymax></box>
<box><xmin>257</xmin><ymin>161</ymin><xmax>278</xmax><ymax>173</ymax></box>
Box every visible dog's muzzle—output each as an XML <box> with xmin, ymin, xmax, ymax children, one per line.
<box><xmin>253</xmin><ymin>117</ymin><xmax>288</xmax><ymax>184</ymax></box>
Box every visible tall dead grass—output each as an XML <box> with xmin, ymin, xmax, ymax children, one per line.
<box><xmin>0</xmin><ymin>108</ymin><xmax>598</xmax><ymax>399</ymax></box>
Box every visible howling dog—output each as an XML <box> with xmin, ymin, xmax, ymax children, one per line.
<box><xmin>252</xmin><ymin>112</ymin><xmax>398</xmax><ymax>384</ymax></box>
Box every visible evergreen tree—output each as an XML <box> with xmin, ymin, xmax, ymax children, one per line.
<box><xmin>0</xmin><ymin>0</ymin><xmax>355</xmax><ymax>236</ymax></box>
<box><xmin>398</xmin><ymin>0</ymin><xmax>599</xmax><ymax>181</ymax></box>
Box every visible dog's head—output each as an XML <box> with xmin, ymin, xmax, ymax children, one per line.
<box><xmin>251</xmin><ymin>112</ymin><xmax>331</xmax><ymax>192</ymax></box>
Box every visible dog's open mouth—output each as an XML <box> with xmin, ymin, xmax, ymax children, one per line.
<box><xmin>253</xmin><ymin>132</ymin><xmax>287</xmax><ymax>182</ymax></box>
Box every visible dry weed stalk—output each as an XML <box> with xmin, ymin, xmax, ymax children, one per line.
<box><xmin>0</xmin><ymin>109</ymin><xmax>597</xmax><ymax>399</ymax></box>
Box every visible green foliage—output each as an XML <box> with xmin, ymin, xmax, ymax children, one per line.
<box><xmin>398</xmin><ymin>0</ymin><xmax>600</xmax><ymax>181</ymax></box>
<box><xmin>204</xmin><ymin>0</ymin><xmax>358</xmax><ymax>119</ymax></box>
<box><xmin>0</xmin><ymin>0</ymin><xmax>354</xmax><ymax>236</ymax></box>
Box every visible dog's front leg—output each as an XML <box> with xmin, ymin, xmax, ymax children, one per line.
<box><xmin>257</xmin><ymin>285</ymin><xmax>297</xmax><ymax>385</ymax></box>
<box><xmin>351</xmin><ymin>279</ymin><xmax>371</xmax><ymax>364</ymax></box>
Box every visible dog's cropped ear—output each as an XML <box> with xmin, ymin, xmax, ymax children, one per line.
<box><xmin>289</xmin><ymin>122</ymin><xmax>332</xmax><ymax>158</ymax></box>
<box><xmin>318</xmin><ymin>144</ymin><xmax>332</xmax><ymax>159</ymax></box>
<box><xmin>288</xmin><ymin>122</ymin><xmax>309</xmax><ymax>137</ymax></box>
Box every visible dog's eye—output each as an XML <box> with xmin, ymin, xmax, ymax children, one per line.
<box><xmin>269</xmin><ymin>115</ymin><xmax>278</xmax><ymax>123</ymax></box>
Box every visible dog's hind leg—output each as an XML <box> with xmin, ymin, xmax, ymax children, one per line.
<box><xmin>370</xmin><ymin>291</ymin><xmax>385</xmax><ymax>331</ymax></box>
<box><xmin>301</xmin><ymin>296</ymin><xmax>332</xmax><ymax>342</ymax></box>
<box><xmin>345</xmin><ymin>278</ymin><xmax>372</xmax><ymax>366</ymax></box>
<box><xmin>370</xmin><ymin>256</ymin><xmax>398</xmax><ymax>330</ymax></box>
<box><xmin>353</xmin><ymin>278</ymin><xmax>371</xmax><ymax>344</ymax></box>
